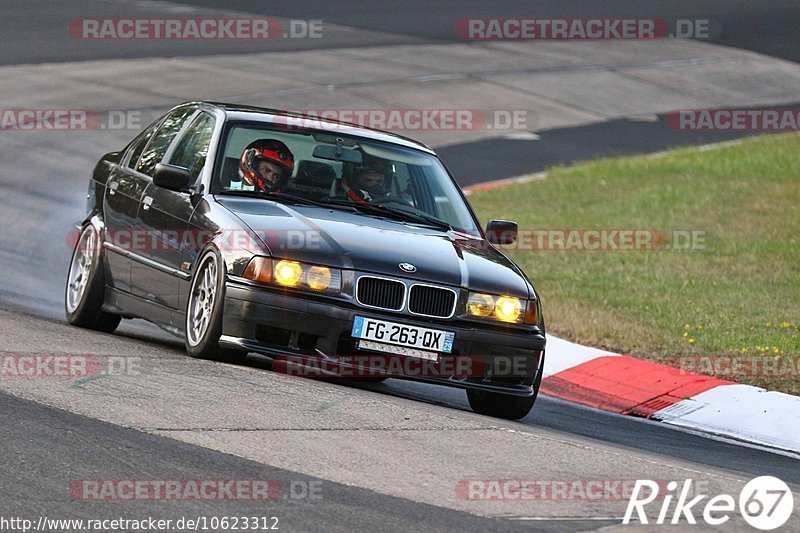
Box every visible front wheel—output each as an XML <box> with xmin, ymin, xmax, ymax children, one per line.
<box><xmin>184</xmin><ymin>247</ymin><xmax>246</xmax><ymax>363</ymax></box>
<box><xmin>466</xmin><ymin>351</ymin><xmax>545</xmax><ymax>420</ymax></box>
<box><xmin>65</xmin><ymin>224</ymin><xmax>120</xmax><ymax>333</ymax></box>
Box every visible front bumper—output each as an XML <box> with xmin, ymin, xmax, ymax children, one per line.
<box><xmin>221</xmin><ymin>281</ymin><xmax>546</xmax><ymax>396</ymax></box>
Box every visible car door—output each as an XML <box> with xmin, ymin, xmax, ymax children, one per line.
<box><xmin>133</xmin><ymin>110</ymin><xmax>217</xmax><ymax>313</ymax></box>
<box><xmin>126</xmin><ymin>106</ymin><xmax>197</xmax><ymax>307</ymax></box>
<box><xmin>102</xmin><ymin>119</ymin><xmax>161</xmax><ymax>293</ymax></box>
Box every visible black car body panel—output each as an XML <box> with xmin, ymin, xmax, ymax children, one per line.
<box><xmin>76</xmin><ymin>101</ymin><xmax>546</xmax><ymax>401</ymax></box>
<box><xmin>218</xmin><ymin>198</ymin><xmax>533</xmax><ymax>298</ymax></box>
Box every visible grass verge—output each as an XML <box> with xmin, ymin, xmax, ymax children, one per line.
<box><xmin>468</xmin><ymin>133</ymin><xmax>800</xmax><ymax>394</ymax></box>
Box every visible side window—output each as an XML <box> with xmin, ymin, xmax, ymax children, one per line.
<box><xmin>136</xmin><ymin>107</ymin><xmax>195</xmax><ymax>177</ymax></box>
<box><xmin>168</xmin><ymin>112</ymin><xmax>216</xmax><ymax>180</ymax></box>
<box><xmin>124</xmin><ymin>122</ymin><xmax>159</xmax><ymax>169</ymax></box>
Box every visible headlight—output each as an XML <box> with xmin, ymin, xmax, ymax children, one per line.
<box><xmin>495</xmin><ymin>296</ymin><xmax>523</xmax><ymax>322</ymax></box>
<box><xmin>274</xmin><ymin>260</ymin><xmax>302</xmax><ymax>287</ymax></box>
<box><xmin>467</xmin><ymin>293</ymin><xmax>495</xmax><ymax>317</ymax></box>
<box><xmin>467</xmin><ymin>292</ymin><xmax>540</xmax><ymax>325</ymax></box>
<box><xmin>306</xmin><ymin>266</ymin><xmax>332</xmax><ymax>291</ymax></box>
<box><xmin>243</xmin><ymin>257</ymin><xmax>341</xmax><ymax>294</ymax></box>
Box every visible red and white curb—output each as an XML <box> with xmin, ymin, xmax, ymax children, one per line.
<box><xmin>543</xmin><ymin>336</ymin><xmax>800</xmax><ymax>454</ymax></box>
<box><xmin>463</xmin><ymin>145</ymin><xmax>796</xmax><ymax>453</ymax></box>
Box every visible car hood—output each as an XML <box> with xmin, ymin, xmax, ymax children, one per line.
<box><xmin>217</xmin><ymin>197</ymin><xmax>532</xmax><ymax>298</ymax></box>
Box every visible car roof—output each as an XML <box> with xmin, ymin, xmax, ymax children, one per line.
<box><xmin>195</xmin><ymin>101</ymin><xmax>436</xmax><ymax>154</ymax></box>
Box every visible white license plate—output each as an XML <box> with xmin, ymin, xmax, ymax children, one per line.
<box><xmin>351</xmin><ymin>316</ymin><xmax>454</xmax><ymax>353</ymax></box>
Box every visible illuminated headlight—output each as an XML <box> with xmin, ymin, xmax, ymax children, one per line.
<box><xmin>495</xmin><ymin>296</ymin><xmax>523</xmax><ymax>322</ymax></box>
<box><xmin>467</xmin><ymin>292</ymin><xmax>540</xmax><ymax>325</ymax></box>
<box><xmin>274</xmin><ymin>260</ymin><xmax>302</xmax><ymax>287</ymax></box>
<box><xmin>243</xmin><ymin>257</ymin><xmax>341</xmax><ymax>294</ymax></box>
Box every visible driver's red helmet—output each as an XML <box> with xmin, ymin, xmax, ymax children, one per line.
<box><xmin>239</xmin><ymin>139</ymin><xmax>294</xmax><ymax>192</ymax></box>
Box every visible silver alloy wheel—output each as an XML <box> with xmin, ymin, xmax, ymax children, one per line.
<box><xmin>66</xmin><ymin>226</ymin><xmax>96</xmax><ymax>313</ymax></box>
<box><xmin>187</xmin><ymin>253</ymin><xmax>218</xmax><ymax>347</ymax></box>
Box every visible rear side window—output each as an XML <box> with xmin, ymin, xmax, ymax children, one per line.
<box><xmin>168</xmin><ymin>112</ymin><xmax>216</xmax><ymax>180</ymax></box>
<box><xmin>136</xmin><ymin>107</ymin><xmax>195</xmax><ymax>177</ymax></box>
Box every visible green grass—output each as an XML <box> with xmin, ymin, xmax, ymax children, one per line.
<box><xmin>468</xmin><ymin>133</ymin><xmax>800</xmax><ymax>393</ymax></box>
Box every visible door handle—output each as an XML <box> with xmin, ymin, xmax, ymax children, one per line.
<box><xmin>108</xmin><ymin>181</ymin><xmax>119</xmax><ymax>196</ymax></box>
<box><xmin>142</xmin><ymin>196</ymin><xmax>153</xmax><ymax>210</ymax></box>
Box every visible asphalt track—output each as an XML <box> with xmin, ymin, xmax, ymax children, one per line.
<box><xmin>3</xmin><ymin>0</ymin><xmax>798</xmax><ymax>65</ymax></box>
<box><xmin>1</xmin><ymin>1</ymin><xmax>799</xmax><ymax>531</ymax></box>
<box><xmin>4</xmin><ymin>0</ymin><xmax>797</xmax><ymax>182</ymax></box>
<box><xmin>439</xmin><ymin>107</ymin><xmax>798</xmax><ymax>184</ymax></box>
<box><xmin>2</xmin><ymin>308</ymin><xmax>799</xmax><ymax>531</ymax></box>
<box><xmin>0</xmin><ymin>390</ymin><xmax>543</xmax><ymax>533</ymax></box>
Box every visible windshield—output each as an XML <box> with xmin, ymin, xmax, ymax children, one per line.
<box><xmin>213</xmin><ymin>122</ymin><xmax>481</xmax><ymax>235</ymax></box>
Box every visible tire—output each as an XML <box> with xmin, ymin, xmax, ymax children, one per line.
<box><xmin>65</xmin><ymin>224</ymin><xmax>121</xmax><ymax>333</ymax></box>
<box><xmin>466</xmin><ymin>351</ymin><xmax>545</xmax><ymax>420</ymax></box>
<box><xmin>184</xmin><ymin>247</ymin><xmax>246</xmax><ymax>363</ymax></box>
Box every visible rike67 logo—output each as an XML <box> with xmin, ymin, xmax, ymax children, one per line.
<box><xmin>624</xmin><ymin>476</ymin><xmax>794</xmax><ymax>530</ymax></box>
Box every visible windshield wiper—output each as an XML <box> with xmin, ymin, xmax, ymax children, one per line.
<box><xmin>217</xmin><ymin>191</ymin><xmax>453</xmax><ymax>230</ymax></box>
<box><xmin>267</xmin><ymin>192</ymin><xmax>332</xmax><ymax>207</ymax></box>
<box><xmin>323</xmin><ymin>199</ymin><xmax>452</xmax><ymax>231</ymax></box>
<box><xmin>386</xmin><ymin>207</ymin><xmax>453</xmax><ymax>231</ymax></box>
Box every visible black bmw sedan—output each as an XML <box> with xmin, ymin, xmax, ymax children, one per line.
<box><xmin>65</xmin><ymin>101</ymin><xmax>545</xmax><ymax>419</ymax></box>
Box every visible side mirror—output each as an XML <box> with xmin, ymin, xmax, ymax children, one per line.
<box><xmin>486</xmin><ymin>219</ymin><xmax>518</xmax><ymax>245</ymax></box>
<box><xmin>154</xmin><ymin>163</ymin><xmax>192</xmax><ymax>192</ymax></box>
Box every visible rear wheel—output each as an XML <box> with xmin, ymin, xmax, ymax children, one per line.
<box><xmin>65</xmin><ymin>224</ymin><xmax>120</xmax><ymax>333</ymax></box>
<box><xmin>466</xmin><ymin>351</ymin><xmax>545</xmax><ymax>420</ymax></box>
<box><xmin>185</xmin><ymin>247</ymin><xmax>246</xmax><ymax>363</ymax></box>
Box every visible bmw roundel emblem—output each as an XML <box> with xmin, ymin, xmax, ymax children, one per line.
<box><xmin>399</xmin><ymin>262</ymin><xmax>417</xmax><ymax>273</ymax></box>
